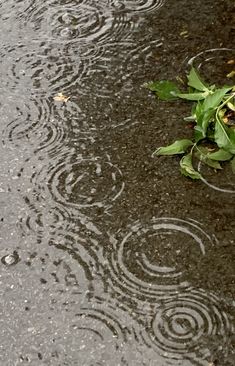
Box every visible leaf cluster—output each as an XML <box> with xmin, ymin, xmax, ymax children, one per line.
<box><xmin>145</xmin><ymin>68</ymin><xmax>235</xmax><ymax>179</ymax></box>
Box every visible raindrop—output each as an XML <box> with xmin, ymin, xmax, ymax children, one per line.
<box><xmin>1</xmin><ymin>251</ymin><xmax>20</xmax><ymax>266</ymax></box>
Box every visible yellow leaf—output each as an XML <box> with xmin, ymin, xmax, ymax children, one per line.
<box><xmin>226</xmin><ymin>70</ymin><xmax>235</xmax><ymax>78</ymax></box>
<box><xmin>53</xmin><ymin>92</ymin><xmax>70</xmax><ymax>102</ymax></box>
<box><xmin>179</xmin><ymin>30</ymin><xmax>188</xmax><ymax>37</ymax></box>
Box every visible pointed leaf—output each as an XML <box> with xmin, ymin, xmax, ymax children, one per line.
<box><xmin>203</xmin><ymin>87</ymin><xmax>232</xmax><ymax>111</ymax></box>
<box><xmin>201</xmin><ymin>108</ymin><xmax>215</xmax><ymax>134</ymax></box>
<box><xmin>154</xmin><ymin>139</ymin><xmax>193</xmax><ymax>156</ymax></box>
<box><xmin>203</xmin><ymin>159</ymin><xmax>222</xmax><ymax>170</ymax></box>
<box><xmin>180</xmin><ymin>154</ymin><xmax>202</xmax><ymax>179</ymax></box>
<box><xmin>194</xmin><ymin>88</ymin><xmax>231</xmax><ymax>135</ymax></box>
<box><xmin>177</xmin><ymin>91</ymin><xmax>208</xmax><ymax>101</ymax></box>
<box><xmin>214</xmin><ymin>117</ymin><xmax>235</xmax><ymax>154</ymax></box>
<box><xmin>195</xmin><ymin>100</ymin><xmax>204</xmax><ymax>121</ymax></box>
<box><xmin>195</xmin><ymin>147</ymin><xmax>222</xmax><ymax>169</ymax></box>
<box><xmin>208</xmin><ymin>149</ymin><xmax>233</xmax><ymax>161</ymax></box>
<box><xmin>145</xmin><ymin>80</ymin><xmax>180</xmax><ymax>100</ymax></box>
<box><xmin>187</xmin><ymin>67</ymin><xmax>209</xmax><ymax>92</ymax></box>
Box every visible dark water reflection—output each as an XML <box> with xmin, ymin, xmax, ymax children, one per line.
<box><xmin>0</xmin><ymin>0</ymin><xmax>235</xmax><ymax>365</ymax></box>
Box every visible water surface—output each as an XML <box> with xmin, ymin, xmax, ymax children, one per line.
<box><xmin>0</xmin><ymin>0</ymin><xmax>235</xmax><ymax>365</ymax></box>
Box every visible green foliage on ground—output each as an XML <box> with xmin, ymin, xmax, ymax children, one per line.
<box><xmin>145</xmin><ymin>67</ymin><xmax>235</xmax><ymax>180</ymax></box>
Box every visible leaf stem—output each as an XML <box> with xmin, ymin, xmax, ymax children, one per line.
<box><xmin>216</xmin><ymin>93</ymin><xmax>235</xmax><ymax>116</ymax></box>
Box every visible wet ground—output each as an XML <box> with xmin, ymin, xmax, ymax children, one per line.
<box><xmin>0</xmin><ymin>0</ymin><xmax>235</xmax><ymax>365</ymax></box>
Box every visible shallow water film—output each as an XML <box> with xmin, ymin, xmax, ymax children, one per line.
<box><xmin>0</xmin><ymin>0</ymin><xmax>235</xmax><ymax>365</ymax></box>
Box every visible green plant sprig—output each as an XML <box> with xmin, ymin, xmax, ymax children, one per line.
<box><xmin>145</xmin><ymin>67</ymin><xmax>235</xmax><ymax>179</ymax></box>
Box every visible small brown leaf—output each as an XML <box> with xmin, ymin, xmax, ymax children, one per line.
<box><xmin>223</xmin><ymin>116</ymin><xmax>229</xmax><ymax>124</ymax></box>
<box><xmin>227</xmin><ymin>59</ymin><xmax>235</xmax><ymax>65</ymax></box>
<box><xmin>53</xmin><ymin>92</ymin><xmax>70</xmax><ymax>102</ymax></box>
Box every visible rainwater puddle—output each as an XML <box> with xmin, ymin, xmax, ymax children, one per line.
<box><xmin>0</xmin><ymin>0</ymin><xmax>235</xmax><ymax>365</ymax></box>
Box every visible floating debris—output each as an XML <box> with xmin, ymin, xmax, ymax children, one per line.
<box><xmin>179</xmin><ymin>30</ymin><xmax>189</xmax><ymax>38</ymax></box>
<box><xmin>226</xmin><ymin>70</ymin><xmax>235</xmax><ymax>78</ymax></box>
<box><xmin>53</xmin><ymin>92</ymin><xmax>70</xmax><ymax>102</ymax></box>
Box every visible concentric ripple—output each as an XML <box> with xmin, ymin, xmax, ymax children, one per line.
<box><xmin>18</xmin><ymin>197</ymin><xmax>72</xmax><ymax>241</ymax></box>
<box><xmin>106</xmin><ymin>218</ymin><xmax>216</xmax><ymax>310</ymax></box>
<box><xmin>17</xmin><ymin>150</ymin><xmax>110</xmax><ymax>240</ymax></box>
<box><xmin>186</xmin><ymin>48</ymin><xmax>235</xmax><ymax>85</ymax></box>
<box><xmin>1</xmin><ymin>94</ymin><xmax>70</xmax><ymax>155</ymax></box>
<box><xmin>78</xmin><ymin>36</ymin><xmax>163</xmax><ymax>100</ymax></box>
<box><xmin>74</xmin><ymin>303</ymin><xmax>141</xmax><ymax>365</ymax></box>
<box><xmin>0</xmin><ymin>41</ymin><xmax>91</xmax><ymax>95</ymax></box>
<box><xmin>20</xmin><ymin>234</ymin><xmax>101</xmax><ymax>312</ymax></box>
<box><xmin>108</xmin><ymin>0</ymin><xmax>165</xmax><ymax>14</ymax></box>
<box><xmin>141</xmin><ymin>288</ymin><xmax>234</xmax><ymax>365</ymax></box>
<box><xmin>22</xmin><ymin>0</ymin><xmax>134</xmax><ymax>45</ymax></box>
<box><xmin>44</xmin><ymin>153</ymin><xmax>125</xmax><ymax>210</ymax></box>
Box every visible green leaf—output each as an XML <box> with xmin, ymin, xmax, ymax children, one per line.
<box><xmin>231</xmin><ymin>156</ymin><xmax>235</xmax><ymax>173</ymax></box>
<box><xmin>194</xmin><ymin>88</ymin><xmax>231</xmax><ymax>136</ymax></box>
<box><xmin>194</xmin><ymin>128</ymin><xmax>204</xmax><ymax>142</ymax></box>
<box><xmin>195</xmin><ymin>146</ymin><xmax>222</xmax><ymax>169</ymax></box>
<box><xmin>154</xmin><ymin>139</ymin><xmax>193</xmax><ymax>156</ymax></box>
<box><xmin>208</xmin><ymin>149</ymin><xmax>233</xmax><ymax>161</ymax></box>
<box><xmin>195</xmin><ymin>100</ymin><xmax>203</xmax><ymax>120</ymax></box>
<box><xmin>195</xmin><ymin>107</ymin><xmax>214</xmax><ymax>138</ymax></box>
<box><xmin>187</xmin><ymin>67</ymin><xmax>209</xmax><ymax>92</ymax></box>
<box><xmin>177</xmin><ymin>91</ymin><xmax>209</xmax><ymax>101</ymax></box>
<box><xmin>214</xmin><ymin>116</ymin><xmax>235</xmax><ymax>154</ymax></box>
<box><xmin>203</xmin><ymin>159</ymin><xmax>222</xmax><ymax>170</ymax></box>
<box><xmin>180</xmin><ymin>154</ymin><xmax>202</xmax><ymax>179</ymax></box>
<box><xmin>146</xmin><ymin>80</ymin><xmax>180</xmax><ymax>100</ymax></box>
<box><xmin>193</xmin><ymin>102</ymin><xmax>207</xmax><ymax>140</ymax></box>
<box><xmin>195</xmin><ymin>148</ymin><xmax>222</xmax><ymax>169</ymax></box>
<box><xmin>201</xmin><ymin>108</ymin><xmax>215</xmax><ymax>134</ymax></box>
<box><xmin>203</xmin><ymin>87</ymin><xmax>232</xmax><ymax>111</ymax></box>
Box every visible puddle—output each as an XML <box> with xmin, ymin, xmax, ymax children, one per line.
<box><xmin>0</xmin><ymin>0</ymin><xmax>234</xmax><ymax>365</ymax></box>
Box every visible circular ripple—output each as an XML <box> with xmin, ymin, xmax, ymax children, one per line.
<box><xmin>18</xmin><ymin>199</ymin><xmax>72</xmax><ymax>241</ymax></box>
<box><xmin>22</xmin><ymin>0</ymin><xmax>134</xmax><ymax>45</ymax></box>
<box><xmin>17</xmin><ymin>151</ymin><xmax>110</xmax><ymax>241</ymax></box>
<box><xmin>44</xmin><ymin>153</ymin><xmax>125</xmax><ymax>211</ymax></box>
<box><xmin>73</xmin><ymin>303</ymin><xmax>141</xmax><ymax>365</ymax></box>
<box><xmin>0</xmin><ymin>41</ymin><xmax>90</xmax><ymax>95</ymax></box>
<box><xmin>19</xmin><ymin>233</ymin><xmax>101</xmax><ymax>313</ymax></box>
<box><xmin>142</xmin><ymin>288</ymin><xmax>234</xmax><ymax>364</ymax></box>
<box><xmin>78</xmin><ymin>35</ymin><xmax>163</xmax><ymax>100</ymax></box>
<box><xmin>106</xmin><ymin>218</ymin><xmax>215</xmax><ymax>310</ymax></box>
<box><xmin>187</xmin><ymin>48</ymin><xmax>235</xmax><ymax>85</ymax></box>
<box><xmin>115</xmin><ymin>0</ymin><xmax>165</xmax><ymax>14</ymax></box>
<box><xmin>35</xmin><ymin>243</ymin><xmax>94</xmax><ymax>298</ymax></box>
<box><xmin>1</xmin><ymin>94</ymin><xmax>70</xmax><ymax>155</ymax></box>
<box><xmin>198</xmin><ymin>161</ymin><xmax>235</xmax><ymax>194</ymax></box>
